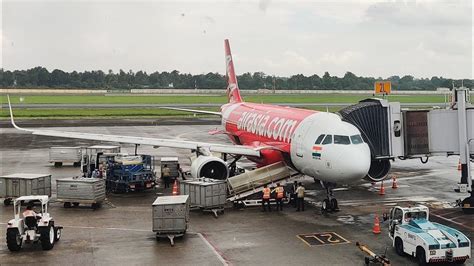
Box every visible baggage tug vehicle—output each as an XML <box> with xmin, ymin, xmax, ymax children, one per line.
<box><xmin>388</xmin><ymin>205</ymin><xmax>470</xmax><ymax>265</ymax></box>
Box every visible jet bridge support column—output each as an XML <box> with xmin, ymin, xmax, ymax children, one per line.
<box><xmin>456</xmin><ymin>88</ymin><xmax>473</xmax><ymax>213</ymax></box>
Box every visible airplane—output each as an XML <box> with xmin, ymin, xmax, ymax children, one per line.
<box><xmin>7</xmin><ymin>39</ymin><xmax>386</xmax><ymax>211</ymax></box>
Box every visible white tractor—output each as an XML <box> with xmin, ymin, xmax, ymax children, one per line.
<box><xmin>388</xmin><ymin>205</ymin><xmax>471</xmax><ymax>265</ymax></box>
<box><xmin>6</xmin><ymin>195</ymin><xmax>63</xmax><ymax>251</ymax></box>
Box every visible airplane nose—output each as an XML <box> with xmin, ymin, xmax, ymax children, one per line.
<box><xmin>336</xmin><ymin>146</ymin><xmax>371</xmax><ymax>182</ymax></box>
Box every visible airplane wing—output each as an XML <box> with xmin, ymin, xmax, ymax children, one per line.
<box><xmin>7</xmin><ymin>96</ymin><xmax>259</xmax><ymax>157</ymax></box>
<box><xmin>159</xmin><ymin>106</ymin><xmax>221</xmax><ymax>116</ymax></box>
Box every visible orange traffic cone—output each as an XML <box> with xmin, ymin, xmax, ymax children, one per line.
<box><xmin>172</xmin><ymin>180</ymin><xmax>179</xmax><ymax>195</ymax></box>
<box><xmin>392</xmin><ymin>175</ymin><xmax>398</xmax><ymax>189</ymax></box>
<box><xmin>379</xmin><ymin>181</ymin><xmax>385</xmax><ymax>195</ymax></box>
<box><xmin>373</xmin><ymin>215</ymin><xmax>381</xmax><ymax>234</ymax></box>
<box><xmin>458</xmin><ymin>160</ymin><xmax>462</xmax><ymax>171</ymax></box>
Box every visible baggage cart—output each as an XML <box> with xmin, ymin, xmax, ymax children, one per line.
<box><xmin>152</xmin><ymin>195</ymin><xmax>189</xmax><ymax>246</ymax></box>
<box><xmin>0</xmin><ymin>173</ymin><xmax>52</xmax><ymax>206</ymax></box>
<box><xmin>49</xmin><ymin>147</ymin><xmax>82</xmax><ymax>167</ymax></box>
<box><xmin>56</xmin><ymin>177</ymin><xmax>106</xmax><ymax>209</ymax></box>
<box><xmin>180</xmin><ymin>178</ymin><xmax>227</xmax><ymax>217</ymax></box>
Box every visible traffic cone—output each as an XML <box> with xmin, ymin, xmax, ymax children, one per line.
<box><xmin>172</xmin><ymin>180</ymin><xmax>179</xmax><ymax>195</ymax></box>
<box><xmin>379</xmin><ymin>181</ymin><xmax>385</xmax><ymax>195</ymax></box>
<box><xmin>372</xmin><ymin>215</ymin><xmax>381</xmax><ymax>234</ymax></box>
<box><xmin>391</xmin><ymin>175</ymin><xmax>398</xmax><ymax>189</ymax></box>
<box><xmin>458</xmin><ymin>160</ymin><xmax>462</xmax><ymax>171</ymax></box>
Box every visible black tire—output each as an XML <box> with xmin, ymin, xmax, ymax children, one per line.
<box><xmin>54</xmin><ymin>162</ymin><xmax>63</xmax><ymax>167</ymax></box>
<box><xmin>73</xmin><ymin>202</ymin><xmax>80</xmax><ymax>207</ymax></box>
<box><xmin>91</xmin><ymin>203</ymin><xmax>100</xmax><ymax>210</ymax></box>
<box><xmin>416</xmin><ymin>247</ymin><xmax>427</xmax><ymax>266</ymax></box>
<box><xmin>330</xmin><ymin>198</ymin><xmax>338</xmax><ymax>211</ymax></box>
<box><xmin>6</xmin><ymin>228</ymin><xmax>22</xmax><ymax>251</ymax></box>
<box><xmin>395</xmin><ymin>237</ymin><xmax>404</xmax><ymax>256</ymax></box>
<box><xmin>54</xmin><ymin>227</ymin><xmax>62</xmax><ymax>242</ymax></box>
<box><xmin>64</xmin><ymin>202</ymin><xmax>72</xmax><ymax>208</ymax></box>
<box><xmin>4</xmin><ymin>198</ymin><xmax>12</xmax><ymax>206</ymax></box>
<box><xmin>40</xmin><ymin>225</ymin><xmax>55</xmax><ymax>250</ymax></box>
<box><xmin>455</xmin><ymin>259</ymin><xmax>466</xmax><ymax>265</ymax></box>
<box><xmin>321</xmin><ymin>199</ymin><xmax>330</xmax><ymax>212</ymax></box>
<box><xmin>73</xmin><ymin>162</ymin><xmax>80</xmax><ymax>167</ymax></box>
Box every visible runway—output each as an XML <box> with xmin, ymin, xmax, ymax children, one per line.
<box><xmin>0</xmin><ymin>123</ymin><xmax>472</xmax><ymax>265</ymax></box>
<box><xmin>2</xmin><ymin>102</ymin><xmax>447</xmax><ymax>109</ymax></box>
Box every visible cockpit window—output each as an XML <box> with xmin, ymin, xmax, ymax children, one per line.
<box><xmin>322</xmin><ymin>134</ymin><xmax>333</xmax><ymax>145</ymax></box>
<box><xmin>315</xmin><ymin>134</ymin><xmax>325</xmax><ymax>144</ymax></box>
<box><xmin>334</xmin><ymin>135</ymin><xmax>350</xmax><ymax>145</ymax></box>
<box><xmin>350</xmin><ymin>134</ymin><xmax>364</xmax><ymax>144</ymax></box>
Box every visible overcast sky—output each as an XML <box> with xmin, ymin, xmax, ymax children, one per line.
<box><xmin>1</xmin><ymin>0</ymin><xmax>472</xmax><ymax>79</ymax></box>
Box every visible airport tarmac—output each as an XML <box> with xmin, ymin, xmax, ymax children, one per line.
<box><xmin>0</xmin><ymin>122</ymin><xmax>473</xmax><ymax>265</ymax></box>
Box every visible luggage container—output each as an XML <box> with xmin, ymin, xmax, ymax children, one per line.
<box><xmin>152</xmin><ymin>195</ymin><xmax>189</xmax><ymax>246</ymax></box>
<box><xmin>0</xmin><ymin>173</ymin><xmax>52</xmax><ymax>206</ymax></box>
<box><xmin>180</xmin><ymin>178</ymin><xmax>227</xmax><ymax>217</ymax></box>
<box><xmin>49</xmin><ymin>147</ymin><xmax>82</xmax><ymax>167</ymax></box>
<box><xmin>56</xmin><ymin>177</ymin><xmax>106</xmax><ymax>209</ymax></box>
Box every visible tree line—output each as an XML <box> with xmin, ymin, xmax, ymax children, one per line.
<box><xmin>1</xmin><ymin>67</ymin><xmax>471</xmax><ymax>90</ymax></box>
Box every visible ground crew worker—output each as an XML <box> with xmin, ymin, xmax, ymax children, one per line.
<box><xmin>272</xmin><ymin>183</ymin><xmax>285</xmax><ymax>211</ymax></box>
<box><xmin>261</xmin><ymin>184</ymin><xmax>271</xmax><ymax>212</ymax></box>
<box><xmin>162</xmin><ymin>164</ymin><xmax>171</xmax><ymax>188</ymax></box>
<box><xmin>22</xmin><ymin>204</ymin><xmax>37</xmax><ymax>218</ymax></box>
<box><xmin>296</xmin><ymin>182</ymin><xmax>305</xmax><ymax>212</ymax></box>
<box><xmin>291</xmin><ymin>181</ymin><xmax>298</xmax><ymax>207</ymax></box>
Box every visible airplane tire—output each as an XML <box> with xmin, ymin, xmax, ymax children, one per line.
<box><xmin>330</xmin><ymin>198</ymin><xmax>338</xmax><ymax>211</ymax></box>
<box><xmin>6</xmin><ymin>229</ymin><xmax>22</xmax><ymax>251</ymax></box>
<box><xmin>321</xmin><ymin>199</ymin><xmax>330</xmax><ymax>212</ymax></box>
<box><xmin>40</xmin><ymin>225</ymin><xmax>55</xmax><ymax>250</ymax></box>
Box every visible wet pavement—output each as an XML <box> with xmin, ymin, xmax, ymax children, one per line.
<box><xmin>0</xmin><ymin>122</ymin><xmax>473</xmax><ymax>265</ymax></box>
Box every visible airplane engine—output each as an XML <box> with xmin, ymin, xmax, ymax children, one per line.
<box><xmin>190</xmin><ymin>156</ymin><xmax>229</xmax><ymax>180</ymax></box>
<box><xmin>365</xmin><ymin>159</ymin><xmax>391</xmax><ymax>182</ymax></box>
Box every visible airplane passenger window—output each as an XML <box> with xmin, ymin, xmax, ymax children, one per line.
<box><xmin>350</xmin><ymin>134</ymin><xmax>364</xmax><ymax>144</ymax></box>
<box><xmin>315</xmin><ymin>134</ymin><xmax>325</xmax><ymax>144</ymax></box>
<box><xmin>322</xmin><ymin>135</ymin><xmax>332</xmax><ymax>145</ymax></box>
<box><xmin>334</xmin><ymin>135</ymin><xmax>350</xmax><ymax>145</ymax></box>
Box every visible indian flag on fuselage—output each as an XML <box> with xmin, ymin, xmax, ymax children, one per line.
<box><xmin>312</xmin><ymin>146</ymin><xmax>322</xmax><ymax>159</ymax></box>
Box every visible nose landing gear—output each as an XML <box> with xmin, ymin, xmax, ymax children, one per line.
<box><xmin>320</xmin><ymin>181</ymin><xmax>339</xmax><ymax>212</ymax></box>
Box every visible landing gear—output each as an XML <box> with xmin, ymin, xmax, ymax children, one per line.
<box><xmin>320</xmin><ymin>181</ymin><xmax>339</xmax><ymax>212</ymax></box>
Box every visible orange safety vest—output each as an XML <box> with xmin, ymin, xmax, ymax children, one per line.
<box><xmin>276</xmin><ymin>186</ymin><xmax>284</xmax><ymax>199</ymax></box>
<box><xmin>262</xmin><ymin>188</ymin><xmax>271</xmax><ymax>199</ymax></box>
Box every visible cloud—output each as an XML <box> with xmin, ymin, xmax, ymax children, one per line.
<box><xmin>1</xmin><ymin>0</ymin><xmax>472</xmax><ymax>79</ymax></box>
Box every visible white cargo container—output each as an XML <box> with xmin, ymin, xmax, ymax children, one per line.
<box><xmin>56</xmin><ymin>177</ymin><xmax>106</xmax><ymax>209</ymax></box>
<box><xmin>49</xmin><ymin>147</ymin><xmax>82</xmax><ymax>167</ymax></box>
<box><xmin>152</xmin><ymin>195</ymin><xmax>189</xmax><ymax>246</ymax></box>
<box><xmin>0</xmin><ymin>173</ymin><xmax>52</xmax><ymax>206</ymax></box>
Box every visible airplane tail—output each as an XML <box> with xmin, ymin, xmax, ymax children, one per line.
<box><xmin>224</xmin><ymin>39</ymin><xmax>243</xmax><ymax>103</ymax></box>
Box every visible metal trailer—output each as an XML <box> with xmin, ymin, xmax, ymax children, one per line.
<box><xmin>49</xmin><ymin>147</ymin><xmax>82</xmax><ymax>167</ymax></box>
<box><xmin>152</xmin><ymin>195</ymin><xmax>189</xmax><ymax>246</ymax></box>
<box><xmin>56</xmin><ymin>177</ymin><xmax>106</xmax><ymax>209</ymax></box>
<box><xmin>160</xmin><ymin>157</ymin><xmax>180</xmax><ymax>181</ymax></box>
<box><xmin>179</xmin><ymin>178</ymin><xmax>227</xmax><ymax>217</ymax></box>
<box><xmin>0</xmin><ymin>174</ymin><xmax>52</xmax><ymax>206</ymax></box>
<box><xmin>103</xmin><ymin>154</ymin><xmax>156</xmax><ymax>193</ymax></box>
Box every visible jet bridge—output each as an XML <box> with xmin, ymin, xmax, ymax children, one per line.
<box><xmin>340</xmin><ymin>88</ymin><xmax>473</xmax><ymax>213</ymax></box>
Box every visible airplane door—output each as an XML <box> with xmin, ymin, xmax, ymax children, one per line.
<box><xmin>295</xmin><ymin>121</ymin><xmax>312</xmax><ymax>157</ymax></box>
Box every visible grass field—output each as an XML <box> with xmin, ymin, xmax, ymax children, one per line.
<box><xmin>0</xmin><ymin>93</ymin><xmax>445</xmax><ymax>119</ymax></box>
<box><xmin>1</xmin><ymin>94</ymin><xmax>446</xmax><ymax>104</ymax></box>
<box><xmin>1</xmin><ymin>106</ymin><xmax>345</xmax><ymax>118</ymax></box>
